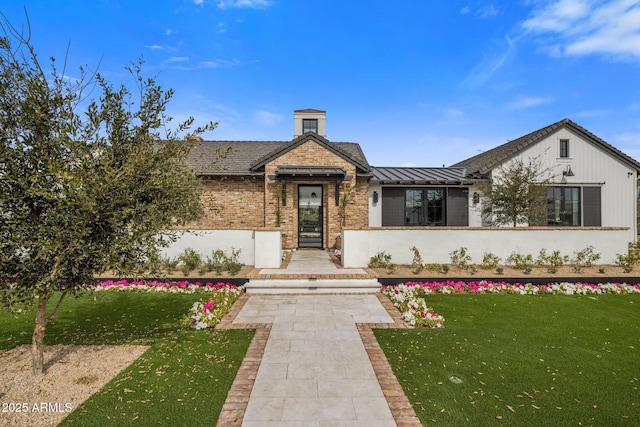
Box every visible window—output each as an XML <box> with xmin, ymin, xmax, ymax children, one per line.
<box><xmin>382</xmin><ymin>187</ymin><xmax>468</xmax><ymax>226</ymax></box>
<box><xmin>404</xmin><ymin>188</ymin><xmax>445</xmax><ymax>226</ymax></box>
<box><xmin>559</xmin><ymin>139</ymin><xmax>569</xmax><ymax>158</ymax></box>
<box><xmin>547</xmin><ymin>187</ymin><xmax>580</xmax><ymax>225</ymax></box>
<box><xmin>302</xmin><ymin>119</ymin><xmax>318</xmax><ymax>134</ymax></box>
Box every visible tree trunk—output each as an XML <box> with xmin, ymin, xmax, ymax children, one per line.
<box><xmin>32</xmin><ymin>295</ymin><xmax>48</xmax><ymax>375</ymax></box>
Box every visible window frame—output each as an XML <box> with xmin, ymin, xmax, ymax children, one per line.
<box><xmin>302</xmin><ymin>119</ymin><xmax>318</xmax><ymax>134</ymax></box>
<box><xmin>559</xmin><ymin>139</ymin><xmax>570</xmax><ymax>158</ymax></box>
<box><xmin>404</xmin><ymin>188</ymin><xmax>445</xmax><ymax>226</ymax></box>
<box><xmin>546</xmin><ymin>186</ymin><xmax>580</xmax><ymax>226</ymax></box>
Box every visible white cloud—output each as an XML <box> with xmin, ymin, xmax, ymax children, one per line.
<box><xmin>460</xmin><ymin>35</ymin><xmax>516</xmax><ymax>88</ymax></box>
<box><xmin>460</xmin><ymin>6</ymin><xmax>471</xmax><ymax>14</ymax></box>
<box><xmin>165</xmin><ymin>29</ymin><xmax>175</xmax><ymax>36</ymax></box>
<box><xmin>253</xmin><ymin>110</ymin><xmax>283</xmax><ymax>126</ymax></box>
<box><xmin>477</xmin><ymin>4</ymin><xmax>499</xmax><ymax>18</ymax></box>
<box><xmin>145</xmin><ymin>44</ymin><xmax>164</xmax><ymax>50</ymax></box>
<box><xmin>445</xmin><ymin>108</ymin><xmax>465</xmax><ymax>117</ymax></box>
<box><xmin>168</xmin><ymin>56</ymin><xmax>189</xmax><ymax>62</ymax></box>
<box><xmin>507</xmin><ymin>95</ymin><xmax>550</xmax><ymax>109</ymax></box>
<box><xmin>522</xmin><ymin>0</ymin><xmax>640</xmax><ymax>61</ymax></box>
<box><xmin>217</xmin><ymin>0</ymin><xmax>272</xmax><ymax>9</ymax></box>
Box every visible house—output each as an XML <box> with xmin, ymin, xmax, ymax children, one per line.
<box><xmin>165</xmin><ymin>111</ymin><xmax>640</xmax><ymax>268</ymax></box>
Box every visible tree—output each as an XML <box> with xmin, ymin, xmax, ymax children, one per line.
<box><xmin>478</xmin><ymin>156</ymin><xmax>553</xmax><ymax>227</ymax></box>
<box><xmin>0</xmin><ymin>15</ymin><xmax>215</xmax><ymax>374</ymax></box>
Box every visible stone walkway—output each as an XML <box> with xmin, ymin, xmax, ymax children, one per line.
<box><xmin>216</xmin><ymin>293</ymin><xmax>422</xmax><ymax>426</ymax></box>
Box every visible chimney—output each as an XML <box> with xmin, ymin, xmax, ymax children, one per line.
<box><xmin>293</xmin><ymin>109</ymin><xmax>326</xmax><ymax>138</ymax></box>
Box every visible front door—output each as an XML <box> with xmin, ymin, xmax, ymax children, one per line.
<box><xmin>298</xmin><ymin>185</ymin><xmax>323</xmax><ymax>248</ymax></box>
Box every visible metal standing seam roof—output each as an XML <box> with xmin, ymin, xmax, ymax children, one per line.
<box><xmin>371</xmin><ymin>167</ymin><xmax>469</xmax><ymax>184</ymax></box>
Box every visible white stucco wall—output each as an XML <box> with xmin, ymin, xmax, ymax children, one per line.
<box><xmin>368</xmin><ymin>182</ymin><xmax>382</xmax><ymax>227</ymax></box>
<box><xmin>342</xmin><ymin>227</ymin><xmax>631</xmax><ymax>267</ymax></box>
<box><xmin>161</xmin><ymin>230</ymin><xmax>256</xmax><ymax>266</ymax></box>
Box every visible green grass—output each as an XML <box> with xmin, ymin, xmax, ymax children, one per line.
<box><xmin>375</xmin><ymin>294</ymin><xmax>640</xmax><ymax>426</ymax></box>
<box><xmin>0</xmin><ymin>291</ymin><xmax>254</xmax><ymax>425</ymax></box>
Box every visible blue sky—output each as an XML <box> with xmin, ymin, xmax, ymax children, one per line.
<box><xmin>3</xmin><ymin>0</ymin><xmax>640</xmax><ymax>167</ymax></box>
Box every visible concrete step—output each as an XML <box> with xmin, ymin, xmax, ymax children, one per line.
<box><xmin>245</xmin><ymin>278</ymin><xmax>381</xmax><ymax>294</ymax></box>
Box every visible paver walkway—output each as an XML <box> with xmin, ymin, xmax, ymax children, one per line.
<box><xmin>259</xmin><ymin>249</ymin><xmax>368</xmax><ymax>276</ymax></box>
<box><xmin>234</xmin><ymin>294</ymin><xmax>395</xmax><ymax>426</ymax></box>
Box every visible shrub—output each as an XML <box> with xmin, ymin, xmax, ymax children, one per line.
<box><xmin>571</xmin><ymin>246</ymin><xmax>601</xmax><ymax>272</ymax></box>
<box><xmin>507</xmin><ymin>251</ymin><xmax>534</xmax><ymax>272</ymax></box>
<box><xmin>199</xmin><ymin>248</ymin><xmax>244</xmax><ymax>276</ymax></box>
<box><xmin>480</xmin><ymin>252</ymin><xmax>501</xmax><ymax>270</ymax></box>
<box><xmin>536</xmin><ymin>249</ymin><xmax>568</xmax><ymax>274</ymax></box>
<box><xmin>450</xmin><ymin>247</ymin><xmax>472</xmax><ymax>270</ymax></box>
<box><xmin>410</xmin><ymin>246</ymin><xmax>424</xmax><ymax>274</ymax></box>
<box><xmin>179</xmin><ymin>248</ymin><xmax>202</xmax><ymax>275</ymax></box>
<box><xmin>224</xmin><ymin>248</ymin><xmax>244</xmax><ymax>276</ymax></box>
<box><xmin>369</xmin><ymin>251</ymin><xmax>395</xmax><ymax>273</ymax></box>
<box><xmin>161</xmin><ymin>256</ymin><xmax>180</xmax><ymax>272</ymax></box>
<box><xmin>614</xmin><ymin>241</ymin><xmax>640</xmax><ymax>273</ymax></box>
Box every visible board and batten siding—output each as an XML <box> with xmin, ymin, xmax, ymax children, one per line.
<box><xmin>490</xmin><ymin>127</ymin><xmax>637</xmax><ymax>239</ymax></box>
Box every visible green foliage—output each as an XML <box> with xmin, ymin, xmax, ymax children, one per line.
<box><xmin>410</xmin><ymin>246</ymin><xmax>425</xmax><ymax>274</ymax></box>
<box><xmin>224</xmin><ymin>248</ymin><xmax>244</xmax><ymax>276</ymax></box>
<box><xmin>507</xmin><ymin>251</ymin><xmax>534</xmax><ymax>273</ymax></box>
<box><xmin>199</xmin><ymin>248</ymin><xmax>244</xmax><ymax>276</ymax></box>
<box><xmin>478</xmin><ymin>156</ymin><xmax>553</xmax><ymax>226</ymax></box>
<box><xmin>449</xmin><ymin>247</ymin><xmax>472</xmax><ymax>270</ymax></box>
<box><xmin>614</xmin><ymin>241</ymin><xmax>640</xmax><ymax>273</ymax></box>
<box><xmin>161</xmin><ymin>256</ymin><xmax>180</xmax><ymax>272</ymax></box>
<box><xmin>0</xmin><ymin>16</ymin><xmax>216</xmax><ymax>373</ymax></box>
<box><xmin>178</xmin><ymin>248</ymin><xmax>202</xmax><ymax>275</ymax></box>
<box><xmin>480</xmin><ymin>252</ymin><xmax>501</xmax><ymax>270</ymax></box>
<box><xmin>368</xmin><ymin>251</ymin><xmax>395</xmax><ymax>273</ymax></box>
<box><xmin>536</xmin><ymin>249</ymin><xmax>569</xmax><ymax>273</ymax></box>
<box><xmin>571</xmin><ymin>245</ymin><xmax>601</xmax><ymax>272</ymax></box>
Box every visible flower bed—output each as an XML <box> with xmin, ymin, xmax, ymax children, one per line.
<box><xmin>381</xmin><ymin>281</ymin><xmax>640</xmax><ymax>328</ymax></box>
<box><xmin>93</xmin><ymin>279</ymin><xmax>244</xmax><ymax>295</ymax></box>
<box><xmin>92</xmin><ymin>280</ymin><xmax>244</xmax><ymax>330</ymax></box>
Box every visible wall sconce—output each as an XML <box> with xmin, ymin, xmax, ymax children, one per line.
<box><xmin>473</xmin><ymin>192</ymin><xmax>480</xmax><ymax>204</ymax></box>
<box><xmin>562</xmin><ymin>165</ymin><xmax>574</xmax><ymax>177</ymax></box>
<box><xmin>372</xmin><ymin>191</ymin><xmax>379</xmax><ymax>204</ymax></box>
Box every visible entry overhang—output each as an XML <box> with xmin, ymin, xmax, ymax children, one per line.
<box><xmin>268</xmin><ymin>166</ymin><xmax>352</xmax><ymax>181</ymax></box>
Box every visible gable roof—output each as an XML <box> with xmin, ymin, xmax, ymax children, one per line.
<box><xmin>451</xmin><ymin>118</ymin><xmax>640</xmax><ymax>176</ymax></box>
<box><xmin>372</xmin><ymin>167</ymin><xmax>468</xmax><ymax>184</ymax></box>
<box><xmin>250</xmin><ymin>132</ymin><xmax>371</xmax><ymax>173</ymax></box>
<box><xmin>186</xmin><ymin>134</ymin><xmax>371</xmax><ymax>176</ymax></box>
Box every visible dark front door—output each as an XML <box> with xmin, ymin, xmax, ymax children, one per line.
<box><xmin>298</xmin><ymin>185</ymin><xmax>323</xmax><ymax>248</ymax></box>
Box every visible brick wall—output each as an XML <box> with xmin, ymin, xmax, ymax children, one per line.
<box><xmin>194</xmin><ymin>177</ymin><xmax>265</xmax><ymax>229</ymax></box>
<box><xmin>264</xmin><ymin>140</ymin><xmax>369</xmax><ymax>248</ymax></box>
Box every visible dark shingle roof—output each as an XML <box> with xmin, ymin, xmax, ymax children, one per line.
<box><xmin>451</xmin><ymin>118</ymin><xmax>640</xmax><ymax>176</ymax></box>
<box><xmin>372</xmin><ymin>167</ymin><xmax>468</xmax><ymax>184</ymax></box>
<box><xmin>186</xmin><ymin>135</ymin><xmax>370</xmax><ymax>176</ymax></box>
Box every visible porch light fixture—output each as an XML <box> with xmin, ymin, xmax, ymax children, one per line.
<box><xmin>373</xmin><ymin>191</ymin><xmax>379</xmax><ymax>204</ymax></box>
<box><xmin>563</xmin><ymin>165</ymin><xmax>574</xmax><ymax>177</ymax></box>
<box><xmin>473</xmin><ymin>192</ymin><xmax>480</xmax><ymax>204</ymax></box>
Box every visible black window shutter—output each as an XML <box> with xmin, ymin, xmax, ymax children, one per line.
<box><xmin>583</xmin><ymin>187</ymin><xmax>601</xmax><ymax>226</ymax></box>
<box><xmin>446</xmin><ymin>187</ymin><xmax>469</xmax><ymax>226</ymax></box>
<box><xmin>381</xmin><ymin>187</ymin><xmax>405</xmax><ymax>226</ymax></box>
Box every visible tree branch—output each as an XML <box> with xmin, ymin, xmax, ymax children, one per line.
<box><xmin>46</xmin><ymin>290</ymin><xmax>67</xmax><ymax>322</ymax></box>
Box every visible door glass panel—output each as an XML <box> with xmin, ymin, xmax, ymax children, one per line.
<box><xmin>299</xmin><ymin>185</ymin><xmax>322</xmax><ymax>248</ymax></box>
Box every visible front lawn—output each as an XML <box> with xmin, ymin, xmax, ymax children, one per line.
<box><xmin>375</xmin><ymin>294</ymin><xmax>640</xmax><ymax>426</ymax></box>
<box><xmin>0</xmin><ymin>287</ymin><xmax>253</xmax><ymax>426</ymax></box>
